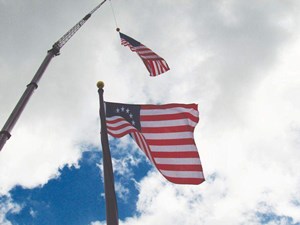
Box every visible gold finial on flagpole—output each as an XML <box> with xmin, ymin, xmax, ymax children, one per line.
<box><xmin>97</xmin><ymin>81</ymin><xmax>104</xmax><ymax>89</ymax></box>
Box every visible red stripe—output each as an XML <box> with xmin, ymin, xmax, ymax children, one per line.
<box><xmin>132</xmin><ymin>133</ymin><xmax>146</xmax><ymax>155</ymax></box>
<box><xmin>157</xmin><ymin>164</ymin><xmax>203</xmax><ymax>171</ymax></box>
<box><xmin>151</xmin><ymin>151</ymin><xmax>199</xmax><ymax>158</ymax></box>
<box><xmin>164</xmin><ymin>177</ymin><xmax>205</xmax><ymax>185</ymax></box>
<box><xmin>140</xmin><ymin>56</ymin><xmax>160</xmax><ymax>61</ymax></box>
<box><xmin>138</xmin><ymin>52</ymin><xmax>158</xmax><ymax>57</ymax></box>
<box><xmin>147</xmin><ymin>138</ymin><xmax>195</xmax><ymax>146</ymax></box>
<box><xmin>147</xmin><ymin>60</ymin><xmax>156</xmax><ymax>75</ymax></box>
<box><xmin>141</xmin><ymin>125</ymin><xmax>194</xmax><ymax>133</ymax></box>
<box><xmin>141</xmin><ymin>112</ymin><xmax>198</xmax><ymax>123</ymax></box>
<box><xmin>142</xmin><ymin>59</ymin><xmax>153</xmax><ymax>75</ymax></box>
<box><xmin>160</xmin><ymin>60</ymin><xmax>169</xmax><ymax>71</ymax></box>
<box><xmin>135</xmin><ymin>46</ymin><xmax>155</xmax><ymax>53</ymax></box>
<box><xmin>143</xmin><ymin>59</ymin><xmax>159</xmax><ymax>76</ymax></box>
<box><xmin>141</xmin><ymin>103</ymin><xmax>198</xmax><ymax>110</ymax></box>
<box><xmin>107</xmin><ymin>130</ymin><xmax>133</xmax><ymax>138</ymax></box>
<box><xmin>106</xmin><ymin>123</ymin><xmax>132</xmax><ymax>131</ymax></box>
<box><xmin>132</xmin><ymin>132</ymin><xmax>153</xmax><ymax>163</ymax></box>
<box><xmin>106</xmin><ymin>117</ymin><xmax>124</xmax><ymax>124</ymax></box>
<box><xmin>154</xmin><ymin>61</ymin><xmax>162</xmax><ymax>74</ymax></box>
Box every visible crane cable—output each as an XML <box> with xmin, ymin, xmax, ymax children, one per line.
<box><xmin>109</xmin><ymin>0</ymin><xmax>120</xmax><ymax>31</ymax></box>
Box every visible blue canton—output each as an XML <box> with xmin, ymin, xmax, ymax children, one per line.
<box><xmin>105</xmin><ymin>102</ymin><xmax>141</xmax><ymax>131</ymax></box>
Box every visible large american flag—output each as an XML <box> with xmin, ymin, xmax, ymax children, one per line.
<box><xmin>119</xmin><ymin>32</ymin><xmax>170</xmax><ymax>77</ymax></box>
<box><xmin>105</xmin><ymin>102</ymin><xmax>204</xmax><ymax>185</ymax></box>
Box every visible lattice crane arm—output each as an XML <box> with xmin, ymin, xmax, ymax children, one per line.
<box><xmin>52</xmin><ymin>0</ymin><xmax>107</xmax><ymax>54</ymax></box>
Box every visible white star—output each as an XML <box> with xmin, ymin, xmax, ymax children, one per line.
<box><xmin>129</xmin><ymin>113</ymin><xmax>133</xmax><ymax>118</ymax></box>
<box><xmin>132</xmin><ymin>120</ymin><xmax>135</xmax><ymax>125</ymax></box>
<box><xmin>121</xmin><ymin>106</ymin><xmax>125</xmax><ymax>112</ymax></box>
<box><xmin>126</xmin><ymin>108</ymin><xmax>130</xmax><ymax>114</ymax></box>
<box><xmin>116</xmin><ymin>108</ymin><xmax>120</xmax><ymax>113</ymax></box>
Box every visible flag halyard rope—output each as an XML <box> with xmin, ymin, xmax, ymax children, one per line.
<box><xmin>109</xmin><ymin>0</ymin><xmax>119</xmax><ymax>30</ymax></box>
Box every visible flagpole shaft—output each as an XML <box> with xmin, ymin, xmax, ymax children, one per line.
<box><xmin>97</xmin><ymin>82</ymin><xmax>119</xmax><ymax>225</ymax></box>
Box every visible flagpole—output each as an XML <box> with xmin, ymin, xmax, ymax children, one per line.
<box><xmin>97</xmin><ymin>81</ymin><xmax>119</xmax><ymax>225</ymax></box>
<box><xmin>0</xmin><ymin>0</ymin><xmax>107</xmax><ymax>152</ymax></box>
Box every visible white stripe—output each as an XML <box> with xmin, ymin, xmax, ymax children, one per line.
<box><xmin>106</xmin><ymin>115</ymin><xmax>124</xmax><ymax>120</ymax></box>
<box><xmin>132</xmin><ymin>45</ymin><xmax>150</xmax><ymax>51</ymax></box>
<box><xmin>160</xmin><ymin>170</ymin><xmax>204</xmax><ymax>179</ymax></box>
<box><xmin>138</xmin><ymin>49</ymin><xmax>155</xmax><ymax>55</ymax></box>
<box><xmin>131</xmin><ymin>133</ymin><xmax>144</xmax><ymax>153</ymax></box>
<box><xmin>154</xmin><ymin>158</ymin><xmax>201</xmax><ymax>165</ymax></box>
<box><xmin>152</xmin><ymin>61</ymin><xmax>158</xmax><ymax>75</ymax></box>
<box><xmin>141</xmin><ymin>107</ymin><xmax>198</xmax><ymax>118</ymax></box>
<box><xmin>161</xmin><ymin>60</ymin><xmax>168</xmax><ymax>68</ymax></box>
<box><xmin>141</xmin><ymin>119</ymin><xmax>198</xmax><ymax>128</ymax></box>
<box><xmin>106</xmin><ymin>115</ymin><xmax>123</xmax><ymax>121</ymax></box>
<box><xmin>140</xmin><ymin>54</ymin><xmax>160</xmax><ymax>60</ymax></box>
<box><xmin>153</xmin><ymin>61</ymin><xmax>160</xmax><ymax>74</ymax></box>
<box><xmin>106</xmin><ymin>116</ymin><xmax>137</xmax><ymax>135</ymax></box>
<box><xmin>132</xmin><ymin>132</ymin><xmax>154</xmax><ymax>164</ymax></box>
<box><xmin>107</xmin><ymin>126</ymin><xmax>136</xmax><ymax>136</ymax></box>
<box><xmin>159</xmin><ymin>61</ymin><xmax>166</xmax><ymax>73</ymax></box>
<box><xmin>106</xmin><ymin>119</ymin><xmax>129</xmax><ymax>128</ymax></box>
<box><xmin>143</xmin><ymin>132</ymin><xmax>194</xmax><ymax>139</ymax></box>
<box><xmin>156</xmin><ymin>61</ymin><xmax>163</xmax><ymax>74</ymax></box>
<box><xmin>150</xmin><ymin>144</ymin><xmax>198</xmax><ymax>152</ymax></box>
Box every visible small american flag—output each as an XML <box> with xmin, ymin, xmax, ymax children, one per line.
<box><xmin>119</xmin><ymin>32</ymin><xmax>170</xmax><ymax>77</ymax></box>
<box><xmin>105</xmin><ymin>102</ymin><xmax>204</xmax><ymax>185</ymax></box>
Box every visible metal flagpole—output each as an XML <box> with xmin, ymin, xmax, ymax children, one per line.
<box><xmin>97</xmin><ymin>81</ymin><xmax>119</xmax><ymax>225</ymax></box>
<box><xmin>0</xmin><ymin>0</ymin><xmax>107</xmax><ymax>151</ymax></box>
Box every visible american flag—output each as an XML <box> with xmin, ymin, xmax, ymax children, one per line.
<box><xmin>119</xmin><ymin>32</ymin><xmax>170</xmax><ymax>77</ymax></box>
<box><xmin>105</xmin><ymin>102</ymin><xmax>204</xmax><ymax>185</ymax></box>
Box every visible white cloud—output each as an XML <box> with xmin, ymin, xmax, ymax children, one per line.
<box><xmin>0</xmin><ymin>195</ymin><xmax>22</xmax><ymax>225</ymax></box>
<box><xmin>114</xmin><ymin>182</ymin><xmax>130</xmax><ymax>202</ymax></box>
<box><xmin>90</xmin><ymin>221</ymin><xmax>105</xmax><ymax>225</ymax></box>
<box><xmin>29</xmin><ymin>208</ymin><xmax>37</xmax><ymax>218</ymax></box>
<box><xmin>97</xmin><ymin>136</ymin><xmax>149</xmax><ymax>201</ymax></box>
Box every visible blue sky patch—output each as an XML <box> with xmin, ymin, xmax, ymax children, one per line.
<box><xmin>256</xmin><ymin>212</ymin><xmax>300</xmax><ymax>225</ymax></box>
<box><xmin>6</xmin><ymin>143</ymin><xmax>152</xmax><ymax>225</ymax></box>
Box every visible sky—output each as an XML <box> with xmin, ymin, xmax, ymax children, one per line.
<box><xmin>0</xmin><ymin>0</ymin><xmax>300</xmax><ymax>224</ymax></box>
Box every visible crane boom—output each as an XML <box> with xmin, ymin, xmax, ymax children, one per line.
<box><xmin>0</xmin><ymin>0</ymin><xmax>107</xmax><ymax>151</ymax></box>
<box><xmin>54</xmin><ymin>0</ymin><xmax>107</xmax><ymax>51</ymax></box>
